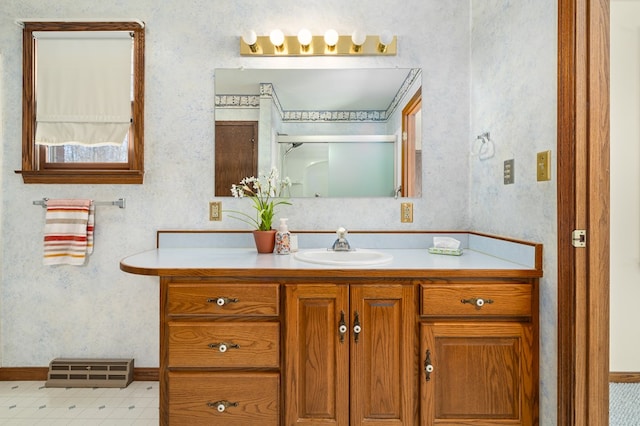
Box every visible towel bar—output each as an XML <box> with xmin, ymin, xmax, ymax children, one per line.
<box><xmin>33</xmin><ymin>198</ymin><xmax>126</xmax><ymax>209</ymax></box>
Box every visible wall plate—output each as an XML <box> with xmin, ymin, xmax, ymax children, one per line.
<box><xmin>504</xmin><ymin>159</ymin><xmax>515</xmax><ymax>185</ymax></box>
<box><xmin>209</xmin><ymin>201</ymin><xmax>222</xmax><ymax>221</ymax></box>
<box><xmin>401</xmin><ymin>202</ymin><xmax>413</xmax><ymax>223</ymax></box>
<box><xmin>537</xmin><ymin>150</ymin><xmax>551</xmax><ymax>181</ymax></box>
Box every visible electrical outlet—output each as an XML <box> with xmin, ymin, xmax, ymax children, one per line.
<box><xmin>537</xmin><ymin>150</ymin><xmax>551</xmax><ymax>181</ymax></box>
<box><xmin>401</xmin><ymin>202</ymin><xmax>413</xmax><ymax>223</ymax></box>
<box><xmin>504</xmin><ymin>159</ymin><xmax>515</xmax><ymax>185</ymax></box>
<box><xmin>209</xmin><ymin>201</ymin><xmax>222</xmax><ymax>221</ymax></box>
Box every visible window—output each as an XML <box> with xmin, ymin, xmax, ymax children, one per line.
<box><xmin>17</xmin><ymin>21</ymin><xmax>145</xmax><ymax>184</ymax></box>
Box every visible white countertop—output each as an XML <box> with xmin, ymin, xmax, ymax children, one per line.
<box><xmin>120</xmin><ymin>231</ymin><xmax>542</xmax><ymax>278</ymax></box>
<box><xmin>120</xmin><ymin>247</ymin><xmax>539</xmax><ymax>277</ymax></box>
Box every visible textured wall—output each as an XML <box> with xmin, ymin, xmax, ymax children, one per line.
<box><xmin>0</xmin><ymin>0</ymin><xmax>556</xmax><ymax>423</ymax></box>
<box><xmin>470</xmin><ymin>2</ymin><xmax>557</xmax><ymax>424</ymax></box>
<box><xmin>0</xmin><ymin>0</ymin><xmax>470</xmax><ymax>365</ymax></box>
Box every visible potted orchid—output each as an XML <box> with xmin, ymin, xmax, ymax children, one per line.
<box><xmin>228</xmin><ymin>167</ymin><xmax>292</xmax><ymax>252</ymax></box>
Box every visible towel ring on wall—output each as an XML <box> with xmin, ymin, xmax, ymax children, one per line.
<box><xmin>472</xmin><ymin>132</ymin><xmax>495</xmax><ymax>160</ymax></box>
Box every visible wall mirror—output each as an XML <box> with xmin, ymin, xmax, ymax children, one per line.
<box><xmin>214</xmin><ymin>68</ymin><xmax>422</xmax><ymax>198</ymax></box>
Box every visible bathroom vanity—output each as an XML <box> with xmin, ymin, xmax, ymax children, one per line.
<box><xmin>120</xmin><ymin>230</ymin><xmax>542</xmax><ymax>426</ymax></box>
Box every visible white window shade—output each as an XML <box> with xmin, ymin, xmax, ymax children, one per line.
<box><xmin>35</xmin><ymin>35</ymin><xmax>132</xmax><ymax>146</ymax></box>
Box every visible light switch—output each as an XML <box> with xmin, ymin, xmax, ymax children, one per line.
<box><xmin>504</xmin><ymin>159</ymin><xmax>515</xmax><ymax>185</ymax></box>
<box><xmin>401</xmin><ymin>202</ymin><xmax>413</xmax><ymax>223</ymax></box>
<box><xmin>209</xmin><ymin>201</ymin><xmax>222</xmax><ymax>221</ymax></box>
<box><xmin>537</xmin><ymin>151</ymin><xmax>551</xmax><ymax>181</ymax></box>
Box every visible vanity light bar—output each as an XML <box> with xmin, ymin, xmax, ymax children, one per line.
<box><xmin>240</xmin><ymin>34</ymin><xmax>397</xmax><ymax>56</ymax></box>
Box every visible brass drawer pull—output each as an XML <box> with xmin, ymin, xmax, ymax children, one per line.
<box><xmin>208</xmin><ymin>342</ymin><xmax>240</xmax><ymax>353</ymax></box>
<box><xmin>208</xmin><ymin>400</ymin><xmax>238</xmax><ymax>413</ymax></box>
<box><xmin>207</xmin><ymin>297</ymin><xmax>239</xmax><ymax>306</ymax></box>
<box><xmin>461</xmin><ymin>297</ymin><xmax>494</xmax><ymax>309</ymax></box>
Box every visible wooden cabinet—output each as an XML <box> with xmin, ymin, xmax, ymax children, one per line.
<box><xmin>120</xmin><ymin>231</ymin><xmax>543</xmax><ymax>425</ymax></box>
<box><xmin>161</xmin><ymin>279</ymin><xmax>280</xmax><ymax>426</ymax></box>
<box><xmin>157</xmin><ymin>277</ymin><xmax>537</xmax><ymax>425</ymax></box>
<box><xmin>284</xmin><ymin>283</ymin><xmax>416</xmax><ymax>425</ymax></box>
<box><xmin>419</xmin><ymin>281</ymin><xmax>538</xmax><ymax>425</ymax></box>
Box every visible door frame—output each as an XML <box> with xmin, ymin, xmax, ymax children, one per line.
<box><xmin>401</xmin><ymin>88</ymin><xmax>422</xmax><ymax>197</ymax></box>
<box><xmin>557</xmin><ymin>0</ymin><xmax>610</xmax><ymax>424</ymax></box>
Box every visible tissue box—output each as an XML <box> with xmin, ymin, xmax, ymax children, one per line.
<box><xmin>428</xmin><ymin>247</ymin><xmax>464</xmax><ymax>256</ymax></box>
<box><xmin>429</xmin><ymin>236</ymin><xmax>463</xmax><ymax>255</ymax></box>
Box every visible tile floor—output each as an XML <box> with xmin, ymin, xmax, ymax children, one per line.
<box><xmin>0</xmin><ymin>380</ymin><xmax>158</xmax><ymax>425</ymax></box>
<box><xmin>2</xmin><ymin>380</ymin><xmax>634</xmax><ymax>424</ymax></box>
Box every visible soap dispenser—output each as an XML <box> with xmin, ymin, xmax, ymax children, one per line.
<box><xmin>275</xmin><ymin>218</ymin><xmax>291</xmax><ymax>255</ymax></box>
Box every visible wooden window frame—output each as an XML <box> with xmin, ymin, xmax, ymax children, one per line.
<box><xmin>17</xmin><ymin>21</ymin><xmax>145</xmax><ymax>184</ymax></box>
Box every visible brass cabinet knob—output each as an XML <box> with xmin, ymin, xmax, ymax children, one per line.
<box><xmin>208</xmin><ymin>342</ymin><xmax>240</xmax><ymax>353</ymax></box>
<box><xmin>424</xmin><ymin>349</ymin><xmax>433</xmax><ymax>381</ymax></box>
<box><xmin>338</xmin><ymin>311</ymin><xmax>347</xmax><ymax>343</ymax></box>
<box><xmin>353</xmin><ymin>311</ymin><xmax>361</xmax><ymax>343</ymax></box>
<box><xmin>206</xmin><ymin>296</ymin><xmax>239</xmax><ymax>306</ymax></box>
<box><xmin>461</xmin><ymin>297</ymin><xmax>494</xmax><ymax>310</ymax></box>
<box><xmin>208</xmin><ymin>400</ymin><xmax>238</xmax><ymax>413</ymax></box>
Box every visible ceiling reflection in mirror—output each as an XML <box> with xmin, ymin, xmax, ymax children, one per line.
<box><xmin>214</xmin><ymin>68</ymin><xmax>422</xmax><ymax>198</ymax></box>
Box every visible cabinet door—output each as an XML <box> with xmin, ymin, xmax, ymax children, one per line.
<box><xmin>285</xmin><ymin>284</ymin><xmax>350</xmax><ymax>425</ymax></box>
<box><xmin>350</xmin><ymin>285</ymin><xmax>416</xmax><ymax>426</ymax></box>
<box><xmin>420</xmin><ymin>322</ymin><xmax>536</xmax><ymax>425</ymax></box>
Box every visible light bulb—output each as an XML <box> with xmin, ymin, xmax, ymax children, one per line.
<box><xmin>297</xmin><ymin>28</ymin><xmax>312</xmax><ymax>47</ymax></box>
<box><xmin>242</xmin><ymin>30</ymin><xmax>258</xmax><ymax>52</ymax></box>
<box><xmin>379</xmin><ymin>30</ymin><xmax>393</xmax><ymax>46</ymax></box>
<box><xmin>378</xmin><ymin>30</ymin><xmax>394</xmax><ymax>52</ymax></box>
<box><xmin>351</xmin><ymin>30</ymin><xmax>366</xmax><ymax>52</ymax></box>
<box><xmin>242</xmin><ymin>30</ymin><xmax>257</xmax><ymax>46</ymax></box>
<box><xmin>324</xmin><ymin>29</ymin><xmax>339</xmax><ymax>47</ymax></box>
<box><xmin>269</xmin><ymin>29</ymin><xmax>285</xmax><ymax>48</ymax></box>
<box><xmin>351</xmin><ymin>30</ymin><xmax>366</xmax><ymax>46</ymax></box>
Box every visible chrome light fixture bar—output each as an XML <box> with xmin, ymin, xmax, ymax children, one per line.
<box><xmin>240</xmin><ymin>30</ymin><xmax>397</xmax><ymax>56</ymax></box>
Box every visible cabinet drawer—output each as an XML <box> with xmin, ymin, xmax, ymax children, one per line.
<box><xmin>167</xmin><ymin>283</ymin><xmax>279</xmax><ymax>316</ymax></box>
<box><xmin>168</xmin><ymin>322</ymin><xmax>279</xmax><ymax>368</ymax></box>
<box><xmin>169</xmin><ymin>371</ymin><xmax>279</xmax><ymax>426</ymax></box>
<box><xmin>421</xmin><ymin>283</ymin><xmax>532</xmax><ymax>317</ymax></box>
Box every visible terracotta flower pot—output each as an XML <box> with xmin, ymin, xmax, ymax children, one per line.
<box><xmin>252</xmin><ymin>230</ymin><xmax>276</xmax><ymax>253</ymax></box>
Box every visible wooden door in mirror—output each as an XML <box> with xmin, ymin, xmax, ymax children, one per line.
<box><xmin>215</xmin><ymin>121</ymin><xmax>258</xmax><ymax>196</ymax></box>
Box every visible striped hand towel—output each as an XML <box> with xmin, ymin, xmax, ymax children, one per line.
<box><xmin>43</xmin><ymin>199</ymin><xmax>95</xmax><ymax>266</ymax></box>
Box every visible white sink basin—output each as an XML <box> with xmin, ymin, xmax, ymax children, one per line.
<box><xmin>294</xmin><ymin>249</ymin><xmax>393</xmax><ymax>266</ymax></box>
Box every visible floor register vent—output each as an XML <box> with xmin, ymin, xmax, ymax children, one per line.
<box><xmin>45</xmin><ymin>358</ymin><xmax>134</xmax><ymax>388</ymax></box>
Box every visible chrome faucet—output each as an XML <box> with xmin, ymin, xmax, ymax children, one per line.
<box><xmin>330</xmin><ymin>227</ymin><xmax>352</xmax><ymax>251</ymax></box>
